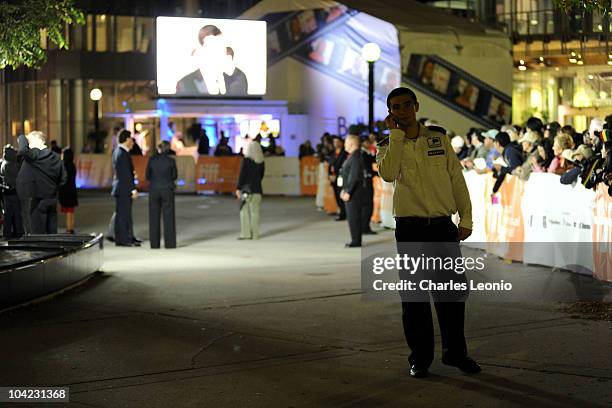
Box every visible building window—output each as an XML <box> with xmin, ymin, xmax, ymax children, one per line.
<box><xmin>136</xmin><ymin>17</ymin><xmax>154</xmax><ymax>53</ymax></box>
<box><xmin>116</xmin><ymin>16</ymin><xmax>135</xmax><ymax>52</ymax></box>
<box><xmin>95</xmin><ymin>15</ymin><xmax>108</xmax><ymax>52</ymax></box>
<box><xmin>70</xmin><ymin>23</ymin><xmax>84</xmax><ymax>50</ymax></box>
<box><xmin>86</xmin><ymin>14</ymin><xmax>93</xmax><ymax>51</ymax></box>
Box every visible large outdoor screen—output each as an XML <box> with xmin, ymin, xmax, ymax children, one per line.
<box><xmin>156</xmin><ymin>17</ymin><xmax>267</xmax><ymax>97</ymax></box>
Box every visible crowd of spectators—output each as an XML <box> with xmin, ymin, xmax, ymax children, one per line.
<box><xmin>440</xmin><ymin>115</ymin><xmax>612</xmax><ymax>196</ymax></box>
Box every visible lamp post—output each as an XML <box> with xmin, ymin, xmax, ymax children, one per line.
<box><xmin>361</xmin><ymin>43</ymin><xmax>381</xmax><ymax>134</ymax></box>
<box><xmin>89</xmin><ymin>88</ymin><xmax>102</xmax><ymax>133</ymax></box>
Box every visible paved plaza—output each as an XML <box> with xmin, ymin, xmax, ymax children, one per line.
<box><xmin>0</xmin><ymin>192</ymin><xmax>610</xmax><ymax>407</ymax></box>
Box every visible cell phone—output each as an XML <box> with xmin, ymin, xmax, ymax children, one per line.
<box><xmin>388</xmin><ymin>110</ymin><xmax>399</xmax><ymax>127</ymax></box>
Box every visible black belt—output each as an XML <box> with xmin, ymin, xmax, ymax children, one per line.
<box><xmin>395</xmin><ymin>216</ymin><xmax>451</xmax><ymax>226</ymax></box>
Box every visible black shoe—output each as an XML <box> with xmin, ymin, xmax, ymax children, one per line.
<box><xmin>335</xmin><ymin>217</ymin><xmax>346</xmax><ymax>221</ymax></box>
<box><xmin>132</xmin><ymin>237</ymin><xmax>143</xmax><ymax>243</ymax></box>
<box><xmin>409</xmin><ymin>365</ymin><xmax>428</xmax><ymax>378</ymax></box>
<box><xmin>362</xmin><ymin>230</ymin><xmax>377</xmax><ymax>235</ymax></box>
<box><xmin>442</xmin><ymin>356</ymin><xmax>481</xmax><ymax>374</ymax></box>
<box><xmin>344</xmin><ymin>242</ymin><xmax>361</xmax><ymax>248</ymax></box>
<box><xmin>116</xmin><ymin>242</ymin><xmax>137</xmax><ymax>247</ymax></box>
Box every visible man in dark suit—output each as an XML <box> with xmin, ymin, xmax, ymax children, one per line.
<box><xmin>328</xmin><ymin>137</ymin><xmax>347</xmax><ymax>221</ymax></box>
<box><xmin>361</xmin><ymin>138</ymin><xmax>377</xmax><ymax>235</ymax></box>
<box><xmin>340</xmin><ymin>135</ymin><xmax>364</xmax><ymax>248</ymax></box>
<box><xmin>17</xmin><ymin>131</ymin><xmax>66</xmax><ymax>234</ymax></box>
<box><xmin>112</xmin><ymin>129</ymin><xmax>139</xmax><ymax>247</ymax></box>
<box><xmin>146</xmin><ymin>141</ymin><xmax>177</xmax><ymax>249</ymax></box>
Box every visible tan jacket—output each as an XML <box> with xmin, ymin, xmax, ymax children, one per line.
<box><xmin>376</xmin><ymin>126</ymin><xmax>472</xmax><ymax>229</ymax></box>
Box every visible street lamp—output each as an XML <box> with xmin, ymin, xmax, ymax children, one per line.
<box><xmin>361</xmin><ymin>43</ymin><xmax>381</xmax><ymax>134</ymax></box>
<box><xmin>89</xmin><ymin>88</ymin><xmax>102</xmax><ymax>133</ymax></box>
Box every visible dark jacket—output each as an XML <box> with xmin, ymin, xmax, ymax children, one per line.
<box><xmin>224</xmin><ymin>68</ymin><xmax>248</xmax><ymax>96</ymax></box>
<box><xmin>59</xmin><ymin>161</ymin><xmax>78</xmax><ymax>207</ymax></box>
<box><xmin>492</xmin><ymin>144</ymin><xmax>524</xmax><ymax>193</ymax></box>
<box><xmin>361</xmin><ymin>148</ymin><xmax>377</xmax><ymax>187</ymax></box>
<box><xmin>0</xmin><ymin>145</ymin><xmax>20</xmax><ymax>193</ymax></box>
<box><xmin>16</xmin><ymin>135</ymin><xmax>66</xmax><ymax>199</ymax></box>
<box><xmin>340</xmin><ymin>150</ymin><xmax>364</xmax><ymax>197</ymax></box>
<box><xmin>176</xmin><ymin>70</ymin><xmax>209</xmax><ymax>96</ymax></box>
<box><xmin>111</xmin><ymin>146</ymin><xmax>136</xmax><ymax>197</ymax></box>
<box><xmin>328</xmin><ymin>149</ymin><xmax>348</xmax><ymax>177</ymax></box>
<box><xmin>146</xmin><ymin>153</ymin><xmax>178</xmax><ymax>191</ymax></box>
<box><xmin>237</xmin><ymin>158</ymin><xmax>265</xmax><ymax>194</ymax></box>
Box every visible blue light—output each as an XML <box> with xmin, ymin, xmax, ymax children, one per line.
<box><xmin>177</xmin><ymin>179</ymin><xmax>186</xmax><ymax>186</ymax></box>
<box><xmin>197</xmin><ymin>178</ymin><xmax>207</xmax><ymax>185</ymax></box>
<box><xmin>122</xmin><ymin>101</ymin><xmax>127</xmax><ymax>107</ymax></box>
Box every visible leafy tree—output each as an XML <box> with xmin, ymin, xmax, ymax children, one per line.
<box><xmin>554</xmin><ymin>0</ymin><xmax>611</xmax><ymax>16</ymax></box>
<box><xmin>0</xmin><ymin>0</ymin><xmax>84</xmax><ymax>69</ymax></box>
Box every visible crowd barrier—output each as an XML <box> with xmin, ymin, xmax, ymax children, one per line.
<box><xmin>75</xmin><ymin>154</ymin><xmax>320</xmax><ymax>196</ymax></box>
<box><xmin>376</xmin><ymin>171</ymin><xmax>612</xmax><ymax>282</ymax></box>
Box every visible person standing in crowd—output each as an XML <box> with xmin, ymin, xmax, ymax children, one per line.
<box><xmin>0</xmin><ymin>145</ymin><xmax>23</xmax><ymax>239</ymax></box>
<box><xmin>298</xmin><ymin>140</ymin><xmax>315</xmax><ymax>159</ymax></box>
<box><xmin>329</xmin><ymin>137</ymin><xmax>347</xmax><ymax>221</ymax></box>
<box><xmin>360</xmin><ymin>137</ymin><xmax>377</xmax><ymax>235</ymax></box>
<box><xmin>462</xmin><ymin>130</ymin><xmax>489</xmax><ymax>170</ymax></box>
<box><xmin>548</xmin><ymin>133</ymin><xmax>574</xmax><ymax>175</ymax></box>
<box><xmin>198</xmin><ymin>130</ymin><xmax>210</xmax><ymax>156</ymax></box>
<box><xmin>532</xmin><ymin>138</ymin><xmax>555</xmax><ymax>173</ymax></box>
<box><xmin>146</xmin><ymin>141</ymin><xmax>177</xmax><ymax>249</ymax></box>
<box><xmin>58</xmin><ymin>148</ymin><xmax>78</xmax><ymax>233</ymax></box>
<box><xmin>50</xmin><ymin>140</ymin><xmax>62</xmax><ymax>155</ymax></box>
<box><xmin>492</xmin><ymin>131</ymin><xmax>524</xmax><ymax>194</ymax></box>
<box><xmin>112</xmin><ymin>129</ymin><xmax>139</xmax><ymax>247</ymax></box>
<box><xmin>483</xmin><ymin>129</ymin><xmax>500</xmax><ymax>170</ymax></box>
<box><xmin>316</xmin><ymin>133</ymin><xmax>334</xmax><ymax>163</ymax></box>
<box><xmin>236</xmin><ymin>135</ymin><xmax>265</xmax><ymax>240</ymax></box>
<box><xmin>340</xmin><ymin>135</ymin><xmax>364</xmax><ymax>247</ymax></box>
<box><xmin>214</xmin><ymin>137</ymin><xmax>233</xmax><ymax>156</ymax></box>
<box><xmin>377</xmin><ymin>87</ymin><xmax>479</xmax><ymax>378</ymax></box>
<box><xmin>513</xmin><ymin>130</ymin><xmax>540</xmax><ymax>180</ymax></box>
<box><xmin>451</xmin><ymin>135</ymin><xmax>469</xmax><ymax>160</ymax></box>
<box><xmin>17</xmin><ymin>131</ymin><xmax>66</xmax><ymax>234</ymax></box>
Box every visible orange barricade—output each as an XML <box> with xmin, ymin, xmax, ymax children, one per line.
<box><xmin>300</xmin><ymin>156</ymin><xmax>319</xmax><ymax>196</ymax></box>
<box><xmin>592</xmin><ymin>183</ymin><xmax>612</xmax><ymax>282</ymax></box>
<box><xmin>371</xmin><ymin>176</ymin><xmax>382</xmax><ymax>223</ymax></box>
<box><xmin>196</xmin><ymin>156</ymin><xmax>242</xmax><ymax>193</ymax></box>
<box><xmin>132</xmin><ymin>155</ymin><xmax>149</xmax><ymax>191</ymax></box>
<box><xmin>322</xmin><ymin>163</ymin><xmax>339</xmax><ymax>214</ymax></box>
<box><xmin>484</xmin><ymin>174</ymin><xmax>525</xmax><ymax>261</ymax></box>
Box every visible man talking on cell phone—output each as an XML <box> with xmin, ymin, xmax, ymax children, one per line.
<box><xmin>376</xmin><ymin>87</ymin><xmax>480</xmax><ymax>378</ymax></box>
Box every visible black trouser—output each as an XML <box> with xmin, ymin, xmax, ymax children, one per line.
<box><xmin>332</xmin><ymin>184</ymin><xmax>346</xmax><ymax>219</ymax></box>
<box><xmin>149</xmin><ymin>188</ymin><xmax>176</xmax><ymax>249</ymax></box>
<box><xmin>361</xmin><ymin>182</ymin><xmax>374</xmax><ymax>232</ymax></box>
<box><xmin>114</xmin><ymin>195</ymin><xmax>133</xmax><ymax>245</ymax></box>
<box><xmin>3</xmin><ymin>193</ymin><xmax>23</xmax><ymax>239</ymax></box>
<box><xmin>20</xmin><ymin>197</ymin><xmax>32</xmax><ymax>234</ymax></box>
<box><xmin>345</xmin><ymin>188</ymin><xmax>362</xmax><ymax>245</ymax></box>
<box><xmin>30</xmin><ymin>197</ymin><xmax>58</xmax><ymax>234</ymax></box>
<box><xmin>395</xmin><ymin>216</ymin><xmax>467</xmax><ymax>368</ymax></box>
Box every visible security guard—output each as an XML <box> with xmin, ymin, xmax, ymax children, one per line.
<box><xmin>339</xmin><ymin>135</ymin><xmax>364</xmax><ymax>247</ymax></box>
<box><xmin>360</xmin><ymin>138</ymin><xmax>377</xmax><ymax>234</ymax></box>
<box><xmin>376</xmin><ymin>87</ymin><xmax>480</xmax><ymax>378</ymax></box>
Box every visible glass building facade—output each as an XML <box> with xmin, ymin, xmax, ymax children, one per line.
<box><xmin>0</xmin><ymin>0</ymin><xmax>259</xmax><ymax>153</ymax></box>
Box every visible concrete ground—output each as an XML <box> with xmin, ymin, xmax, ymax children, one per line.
<box><xmin>0</xmin><ymin>192</ymin><xmax>610</xmax><ymax>408</ymax></box>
